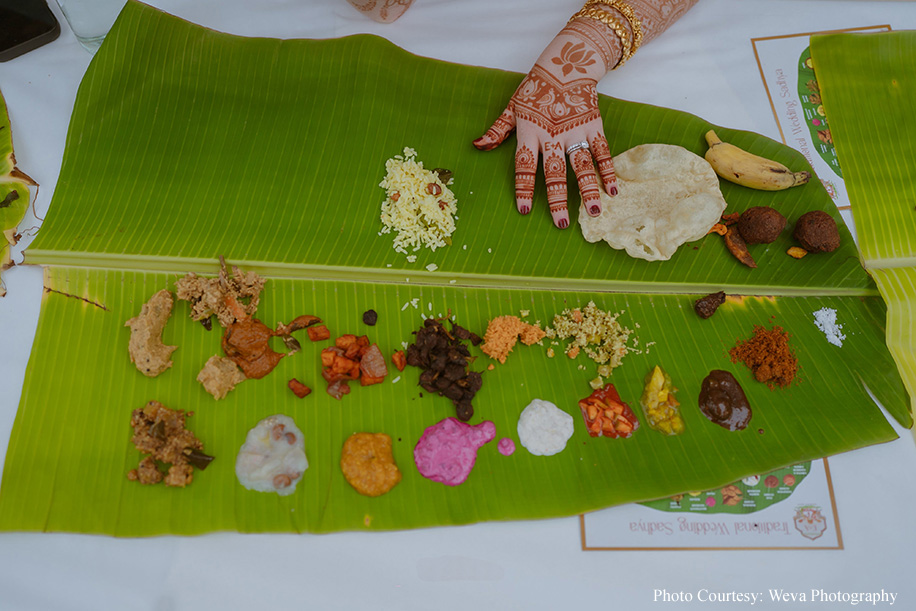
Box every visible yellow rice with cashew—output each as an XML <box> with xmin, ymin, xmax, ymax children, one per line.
<box><xmin>379</xmin><ymin>147</ymin><xmax>458</xmax><ymax>255</ymax></box>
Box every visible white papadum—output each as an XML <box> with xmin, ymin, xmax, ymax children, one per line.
<box><xmin>578</xmin><ymin>143</ymin><xmax>727</xmax><ymax>262</ymax></box>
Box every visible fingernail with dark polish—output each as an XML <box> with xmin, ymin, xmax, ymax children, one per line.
<box><xmin>610</xmin><ymin>186</ymin><xmax>618</xmax><ymax>196</ymax></box>
<box><xmin>558</xmin><ymin>219</ymin><xmax>569</xmax><ymax>229</ymax></box>
<box><xmin>519</xmin><ymin>205</ymin><xmax>530</xmax><ymax>215</ymax></box>
<box><xmin>589</xmin><ymin>205</ymin><xmax>600</xmax><ymax>215</ymax></box>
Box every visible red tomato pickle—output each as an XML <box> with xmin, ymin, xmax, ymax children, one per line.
<box><xmin>578</xmin><ymin>383</ymin><xmax>640</xmax><ymax>438</ymax></box>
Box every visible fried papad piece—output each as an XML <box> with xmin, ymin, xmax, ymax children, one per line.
<box><xmin>341</xmin><ymin>432</ymin><xmax>402</xmax><ymax>497</ymax></box>
<box><xmin>578</xmin><ymin>144</ymin><xmax>727</xmax><ymax>261</ymax></box>
<box><xmin>125</xmin><ymin>289</ymin><xmax>178</xmax><ymax>377</ymax></box>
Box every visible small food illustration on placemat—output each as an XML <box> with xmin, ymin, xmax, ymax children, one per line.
<box><xmin>639</xmin><ymin>462</ymin><xmax>812</xmax><ymax>514</ymax></box>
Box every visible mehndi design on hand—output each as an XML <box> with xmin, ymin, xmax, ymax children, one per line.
<box><xmin>472</xmin><ymin>0</ymin><xmax>698</xmax><ymax>230</ymax></box>
<box><xmin>473</xmin><ymin>21</ymin><xmax>618</xmax><ymax>229</ymax></box>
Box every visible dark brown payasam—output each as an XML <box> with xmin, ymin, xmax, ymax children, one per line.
<box><xmin>698</xmin><ymin>370</ymin><xmax>752</xmax><ymax>431</ymax></box>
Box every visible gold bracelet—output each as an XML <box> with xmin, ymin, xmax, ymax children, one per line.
<box><xmin>568</xmin><ymin>6</ymin><xmax>633</xmax><ymax>68</ymax></box>
<box><xmin>584</xmin><ymin>0</ymin><xmax>643</xmax><ymax>54</ymax></box>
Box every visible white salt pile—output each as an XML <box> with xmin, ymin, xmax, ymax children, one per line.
<box><xmin>813</xmin><ymin>307</ymin><xmax>845</xmax><ymax>347</ymax></box>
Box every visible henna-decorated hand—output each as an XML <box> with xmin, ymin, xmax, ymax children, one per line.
<box><xmin>345</xmin><ymin>0</ymin><xmax>415</xmax><ymax>23</ymax></box>
<box><xmin>474</xmin><ymin>22</ymin><xmax>620</xmax><ymax>229</ymax></box>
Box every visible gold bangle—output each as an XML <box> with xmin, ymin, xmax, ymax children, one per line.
<box><xmin>584</xmin><ymin>0</ymin><xmax>643</xmax><ymax>55</ymax></box>
<box><xmin>569</xmin><ymin>7</ymin><xmax>632</xmax><ymax>68</ymax></box>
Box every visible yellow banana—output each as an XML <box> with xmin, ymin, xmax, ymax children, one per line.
<box><xmin>704</xmin><ymin>130</ymin><xmax>810</xmax><ymax>191</ymax></box>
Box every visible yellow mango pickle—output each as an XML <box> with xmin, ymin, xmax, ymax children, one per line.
<box><xmin>639</xmin><ymin>365</ymin><xmax>685</xmax><ymax>436</ymax></box>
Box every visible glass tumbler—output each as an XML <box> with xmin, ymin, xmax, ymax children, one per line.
<box><xmin>55</xmin><ymin>0</ymin><xmax>127</xmax><ymax>53</ymax></box>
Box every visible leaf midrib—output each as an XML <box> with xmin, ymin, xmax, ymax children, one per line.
<box><xmin>23</xmin><ymin>249</ymin><xmax>880</xmax><ymax>297</ymax></box>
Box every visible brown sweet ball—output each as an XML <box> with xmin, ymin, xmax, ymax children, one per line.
<box><xmin>737</xmin><ymin>206</ymin><xmax>787</xmax><ymax>244</ymax></box>
<box><xmin>793</xmin><ymin>210</ymin><xmax>840</xmax><ymax>253</ymax></box>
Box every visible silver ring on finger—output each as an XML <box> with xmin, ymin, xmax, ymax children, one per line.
<box><xmin>566</xmin><ymin>141</ymin><xmax>589</xmax><ymax>155</ymax></box>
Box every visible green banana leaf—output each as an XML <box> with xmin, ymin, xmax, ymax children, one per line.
<box><xmin>0</xmin><ymin>90</ymin><xmax>35</xmax><ymax>297</ymax></box>
<box><xmin>811</xmin><ymin>31</ymin><xmax>916</xmax><ymax>267</ymax></box>
<box><xmin>0</xmin><ymin>2</ymin><xmax>909</xmax><ymax>535</ymax></box>
<box><xmin>28</xmin><ymin>2</ymin><xmax>869</xmax><ymax>296</ymax></box>
<box><xmin>811</xmin><ymin>31</ymin><xmax>916</xmax><ymax>432</ymax></box>
<box><xmin>0</xmin><ymin>267</ymin><xmax>902</xmax><ymax>535</ymax></box>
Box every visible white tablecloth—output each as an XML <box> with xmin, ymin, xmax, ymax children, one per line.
<box><xmin>2</xmin><ymin>1</ymin><xmax>915</xmax><ymax>609</ymax></box>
